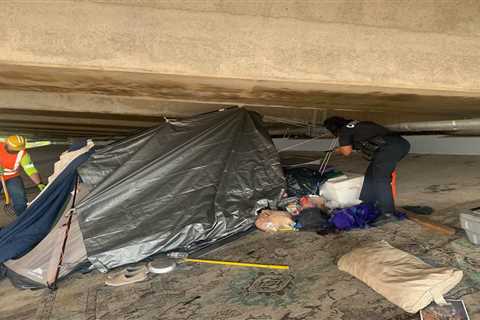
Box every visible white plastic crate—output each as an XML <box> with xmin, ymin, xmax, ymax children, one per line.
<box><xmin>319</xmin><ymin>174</ymin><xmax>364</xmax><ymax>208</ymax></box>
<box><xmin>460</xmin><ymin>208</ymin><xmax>480</xmax><ymax>245</ymax></box>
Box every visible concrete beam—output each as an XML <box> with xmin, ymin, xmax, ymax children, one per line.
<box><xmin>1</xmin><ymin>0</ymin><xmax>480</xmax><ymax>93</ymax></box>
<box><xmin>0</xmin><ymin>109</ymin><xmax>163</xmax><ymax>128</ymax></box>
<box><xmin>0</xmin><ymin>84</ymin><xmax>468</xmax><ymax>137</ymax></box>
<box><xmin>2</xmin><ymin>65</ymin><xmax>480</xmax><ymax>117</ymax></box>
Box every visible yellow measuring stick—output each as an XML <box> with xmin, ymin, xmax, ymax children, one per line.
<box><xmin>184</xmin><ymin>258</ymin><xmax>289</xmax><ymax>270</ymax></box>
<box><xmin>1</xmin><ymin>175</ymin><xmax>11</xmax><ymax>205</ymax></box>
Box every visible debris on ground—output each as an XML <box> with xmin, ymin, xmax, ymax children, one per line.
<box><xmin>420</xmin><ymin>299</ymin><xmax>470</xmax><ymax>320</ymax></box>
<box><xmin>460</xmin><ymin>207</ymin><xmax>480</xmax><ymax>245</ymax></box>
<box><xmin>401</xmin><ymin>205</ymin><xmax>434</xmax><ymax>215</ymax></box>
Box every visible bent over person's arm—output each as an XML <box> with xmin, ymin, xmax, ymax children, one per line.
<box><xmin>20</xmin><ymin>153</ymin><xmax>44</xmax><ymax>190</ymax></box>
<box><xmin>336</xmin><ymin>126</ymin><xmax>354</xmax><ymax>156</ymax></box>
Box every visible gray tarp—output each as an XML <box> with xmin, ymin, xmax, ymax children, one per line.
<box><xmin>77</xmin><ymin>108</ymin><xmax>285</xmax><ymax>271</ymax></box>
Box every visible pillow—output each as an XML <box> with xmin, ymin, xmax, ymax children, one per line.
<box><xmin>337</xmin><ymin>240</ymin><xmax>463</xmax><ymax>313</ymax></box>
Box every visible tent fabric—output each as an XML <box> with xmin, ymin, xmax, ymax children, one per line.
<box><xmin>4</xmin><ymin>215</ymin><xmax>87</xmax><ymax>289</ymax></box>
<box><xmin>47</xmin><ymin>140</ymin><xmax>95</xmax><ymax>184</ymax></box>
<box><xmin>0</xmin><ymin>146</ymin><xmax>92</xmax><ymax>264</ymax></box>
<box><xmin>77</xmin><ymin>108</ymin><xmax>285</xmax><ymax>271</ymax></box>
<box><xmin>2</xmin><ymin>144</ymin><xmax>94</xmax><ymax>289</ymax></box>
<box><xmin>4</xmin><ymin>184</ymin><xmax>90</xmax><ymax>289</ymax></box>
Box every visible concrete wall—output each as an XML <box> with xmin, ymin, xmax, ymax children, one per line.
<box><xmin>1</xmin><ymin>0</ymin><xmax>480</xmax><ymax>93</ymax></box>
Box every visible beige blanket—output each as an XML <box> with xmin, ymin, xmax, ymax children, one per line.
<box><xmin>338</xmin><ymin>240</ymin><xmax>463</xmax><ymax>313</ymax></box>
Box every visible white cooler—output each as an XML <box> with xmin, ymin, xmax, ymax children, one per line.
<box><xmin>460</xmin><ymin>208</ymin><xmax>480</xmax><ymax>245</ymax></box>
<box><xmin>320</xmin><ymin>174</ymin><xmax>364</xmax><ymax>208</ymax></box>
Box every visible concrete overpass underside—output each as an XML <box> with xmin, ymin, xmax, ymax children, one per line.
<box><xmin>3</xmin><ymin>63</ymin><xmax>480</xmax><ymax>139</ymax></box>
<box><xmin>1</xmin><ymin>1</ymin><xmax>480</xmax><ymax>138</ymax></box>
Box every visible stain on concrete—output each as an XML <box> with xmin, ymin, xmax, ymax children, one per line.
<box><xmin>85</xmin><ymin>287</ymin><xmax>98</xmax><ymax>320</ymax></box>
<box><xmin>35</xmin><ymin>291</ymin><xmax>57</xmax><ymax>320</ymax></box>
<box><xmin>247</xmin><ymin>274</ymin><xmax>294</xmax><ymax>294</ymax></box>
<box><xmin>424</xmin><ymin>184</ymin><xmax>458</xmax><ymax>193</ymax></box>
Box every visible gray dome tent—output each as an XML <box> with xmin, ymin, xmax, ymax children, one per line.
<box><xmin>3</xmin><ymin>108</ymin><xmax>285</xmax><ymax>288</ymax></box>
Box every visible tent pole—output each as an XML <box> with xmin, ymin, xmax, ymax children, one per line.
<box><xmin>48</xmin><ymin>175</ymin><xmax>79</xmax><ymax>290</ymax></box>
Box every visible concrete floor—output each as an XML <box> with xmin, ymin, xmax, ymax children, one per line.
<box><xmin>0</xmin><ymin>153</ymin><xmax>480</xmax><ymax>320</ymax></box>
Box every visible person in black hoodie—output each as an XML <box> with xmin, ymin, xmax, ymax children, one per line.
<box><xmin>323</xmin><ymin>116</ymin><xmax>410</xmax><ymax>217</ymax></box>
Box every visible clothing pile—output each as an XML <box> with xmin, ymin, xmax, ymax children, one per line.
<box><xmin>255</xmin><ymin>195</ymin><xmax>380</xmax><ymax>234</ymax></box>
<box><xmin>255</xmin><ymin>164</ymin><xmax>383</xmax><ymax>234</ymax></box>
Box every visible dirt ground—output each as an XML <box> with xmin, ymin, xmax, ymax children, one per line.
<box><xmin>0</xmin><ymin>152</ymin><xmax>479</xmax><ymax>320</ymax></box>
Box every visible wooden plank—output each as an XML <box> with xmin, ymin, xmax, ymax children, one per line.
<box><xmin>397</xmin><ymin>208</ymin><xmax>457</xmax><ymax>236</ymax></box>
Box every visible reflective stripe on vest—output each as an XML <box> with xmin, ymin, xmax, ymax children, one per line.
<box><xmin>3</xmin><ymin>149</ymin><xmax>25</xmax><ymax>176</ymax></box>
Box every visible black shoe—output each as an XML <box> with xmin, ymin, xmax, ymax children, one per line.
<box><xmin>371</xmin><ymin>212</ymin><xmax>396</xmax><ymax>227</ymax></box>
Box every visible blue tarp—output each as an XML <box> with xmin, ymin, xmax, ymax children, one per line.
<box><xmin>0</xmin><ymin>149</ymin><xmax>91</xmax><ymax>263</ymax></box>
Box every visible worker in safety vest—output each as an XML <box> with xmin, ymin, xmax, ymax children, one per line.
<box><xmin>0</xmin><ymin>135</ymin><xmax>45</xmax><ymax>215</ymax></box>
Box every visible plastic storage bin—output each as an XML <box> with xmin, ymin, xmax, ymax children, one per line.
<box><xmin>460</xmin><ymin>208</ymin><xmax>480</xmax><ymax>245</ymax></box>
<box><xmin>319</xmin><ymin>174</ymin><xmax>364</xmax><ymax>208</ymax></box>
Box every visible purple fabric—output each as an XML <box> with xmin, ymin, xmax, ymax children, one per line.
<box><xmin>329</xmin><ymin>203</ymin><xmax>380</xmax><ymax>230</ymax></box>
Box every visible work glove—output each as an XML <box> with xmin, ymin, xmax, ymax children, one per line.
<box><xmin>37</xmin><ymin>183</ymin><xmax>46</xmax><ymax>191</ymax></box>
